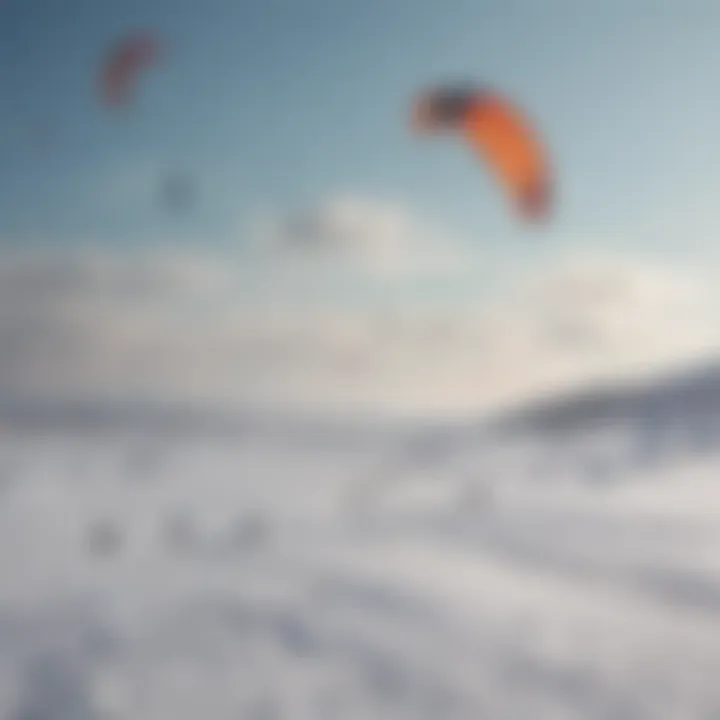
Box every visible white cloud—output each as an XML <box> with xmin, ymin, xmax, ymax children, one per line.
<box><xmin>1</xmin><ymin>202</ymin><xmax>719</xmax><ymax>419</ymax></box>
<box><xmin>251</xmin><ymin>194</ymin><xmax>468</xmax><ymax>278</ymax></box>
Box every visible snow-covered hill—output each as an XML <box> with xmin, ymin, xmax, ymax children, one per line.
<box><xmin>4</xmin><ymin>362</ymin><xmax>720</xmax><ymax>718</ymax></box>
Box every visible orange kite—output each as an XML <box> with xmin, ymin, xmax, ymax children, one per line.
<box><xmin>412</xmin><ymin>84</ymin><xmax>553</xmax><ymax>222</ymax></box>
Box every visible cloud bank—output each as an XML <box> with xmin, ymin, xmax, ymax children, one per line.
<box><xmin>2</xmin><ymin>197</ymin><xmax>720</xmax><ymax>419</ymax></box>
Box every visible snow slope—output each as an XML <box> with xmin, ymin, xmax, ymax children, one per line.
<box><xmin>4</xmin><ymin>362</ymin><xmax>720</xmax><ymax>718</ymax></box>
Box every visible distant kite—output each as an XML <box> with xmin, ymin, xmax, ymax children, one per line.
<box><xmin>158</xmin><ymin>171</ymin><xmax>197</xmax><ymax>216</ymax></box>
<box><xmin>100</xmin><ymin>31</ymin><xmax>161</xmax><ymax>108</ymax></box>
<box><xmin>411</xmin><ymin>84</ymin><xmax>553</xmax><ymax>222</ymax></box>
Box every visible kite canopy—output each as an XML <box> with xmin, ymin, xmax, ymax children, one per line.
<box><xmin>100</xmin><ymin>32</ymin><xmax>161</xmax><ymax>108</ymax></box>
<box><xmin>411</xmin><ymin>84</ymin><xmax>553</xmax><ymax>222</ymax></box>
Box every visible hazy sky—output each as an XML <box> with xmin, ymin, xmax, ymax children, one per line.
<box><xmin>2</xmin><ymin>0</ymin><xmax>720</xmax><ymax>415</ymax></box>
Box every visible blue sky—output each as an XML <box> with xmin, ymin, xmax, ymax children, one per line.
<box><xmin>0</xmin><ymin>0</ymin><xmax>720</xmax><ymax>320</ymax></box>
<box><xmin>2</xmin><ymin>1</ymin><xmax>720</xmax><ymax>252</ymax></box>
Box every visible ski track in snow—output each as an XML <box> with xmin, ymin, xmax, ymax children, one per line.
<box><xmin>2</xmin><ymin>386</ymin><xmax>720</xmax><ymax>718</ymax></box>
